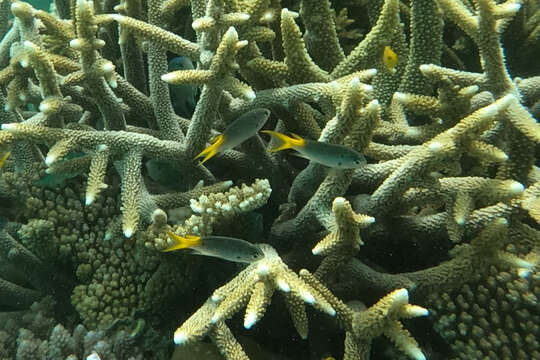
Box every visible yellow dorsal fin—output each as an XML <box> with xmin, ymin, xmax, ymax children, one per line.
<box><xmin>194</xmin><ymin>134</ymin><xmax>225</xmax><ymax>164</ymax></box>
<box><xmin>0</xmin><ymin>152</ymin><xmax>11</xmax><ymax>169</ymax></box>
<box><xmin>164</xmin><ymin>232</ymin><xmax>202</xmax><ymax>252</ymax></box>
<box><xmin>261</xmin><ymin>130</ymin><xmax>305</xmax><ymax>152</ymax></box>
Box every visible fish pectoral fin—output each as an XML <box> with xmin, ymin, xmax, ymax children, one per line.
<box><xmin>194</xmin><ymin>135</ymin><xmax>225</xmax><ymax>164</ymax></box>
<box><xmin>289</xmin><ymin>151</ymin><xmax>310</xmax><ymax>160</ymax></box>
<box><xmin>163</xmin><ymin>232</ymin><xmax>202</xmax><ymax>252</ymax></box>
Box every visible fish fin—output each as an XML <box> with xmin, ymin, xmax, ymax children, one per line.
<box><xmin>194</xmin><ymin>134</ymin><xmax>225</xmax><ymax>164</ymax></box>
<box><xmin>383</xmin><ymin>46</ymin><xmax>398</xmax><ymax>73</ymax></box>
<box><xmin>0</xmin><ymin>151</ymin><xmax>11</xmax><ymax>169</ymax></box>
<box><xmin>261</xmin><ymin>130</ymin><xmax>305</xmax><ymax>152</ymax></box>
<box><xmin>289</xmin><ymin>151</ymin><xmax>310</xmax><ymax>160</ymax></box>
<box><xmin>164</xmin><ymin>232</ymin><xmax>202</xmax><ymax>252</ymax></box>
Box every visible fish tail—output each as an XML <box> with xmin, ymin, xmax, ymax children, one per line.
<box><xmin>194</xmin><ymin>135</ymin><xmax>225</xmax><ymax>164</ymax></box>
<box><xmin>0</xmin><ymin>151</ymin><xmax>11</xmax><ymax>169</ymax></box>
<box><xmin>261</xmin><ymin>130</ymin><xmax>304</xmax><ymax>152</ymax></box>
<box><xmin>164</xmin><ymin>232</ymin><xmax>202</xmax><ymax>252</ymax></box>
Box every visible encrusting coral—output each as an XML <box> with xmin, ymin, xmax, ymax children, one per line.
<box><xmin>0</xmin><ymin>0</ymin><xmax>539</xmax><ymax>358</ymax></box>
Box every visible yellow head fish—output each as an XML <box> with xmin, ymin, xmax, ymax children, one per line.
<box><xmin>195</xmin><ymin>108</ymin><xmax>270</xmax><ymax>164</ymax></box>
<box><xmin>0</xmin><ymin>152</ymin><xmax>11</xmax><ymax>169</ymax></box>
<box><xmin>383</xmin><ymin>45</ymin><xmax>398</xmax><ymax>73</ymax></box>
<box><xmin>262</xmin><ymin>130</ymin><xmax>366</xmax><ymax>169</ymax></box>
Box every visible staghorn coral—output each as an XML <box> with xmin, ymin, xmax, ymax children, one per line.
<box><xmin>0</xmin><ymin>0</ymin><xmax>538</xmax><ymax>359</ymax></box>
<box><xmin>0</xmin><ymin>296</ymin><xmax>169</xmax><ymax>359</ymax></box>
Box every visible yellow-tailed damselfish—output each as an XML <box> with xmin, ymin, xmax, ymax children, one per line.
<box><xmin>262</xmin><ymin>130</ymin><xmax>366</xmax><ymax>169</ymax></box>
<box><xmin>165</xmin><ymin>232</ymin><xmax>265</xmax><ymax>263</ymax></box>
<box><xmin>195</xmin><ymin>108</ymin><xmax>271</xmax><ymax>164</ymax></box>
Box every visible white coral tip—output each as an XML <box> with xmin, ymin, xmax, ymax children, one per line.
<box><xmin>324</xmin><ymin>305</ymin><xmax>336</xmax><ymax>316</ymax></box>
<box><xmin>174</xmin><ymin>331</ymin><xmax>188</xmax><ymax>345</ymax></box>
<box><xmin>191</xmin><ymin>18</ymin><xmax>205</xmax><ymax>30</ymax></box>
<box><xmin>86</xmin><ymin>352</ymin><xmax>101</xmax><ymax>360</ymax></box>
<box><xmin>244</xmin><ymin>312</ymin><xmax>257</xmax><ymax>329</ymax></box>
<box><xmin>407</xmin><ymin>347</ymin><xmax>426</xmax><ymax>360</ymax></box>
<box><xmin>211</xmin><ymin>313</ymin><xmax>221</xmax><ymax>324</ymax></box>
<box><xmin>85</xmin><ymin>194</ymin><xmax>95</xmax><ymax>206</ymax></box>
<box><xmin>39</xmin><ymin>102</ymin><xmax>50</xmax><ymax>113</ymax></box>
<box><xmin>276</xmin><ymin>279</ymin><xmax>290</xmax><ymax>292</ymax></box>
<box><xmin>236</xmin><ymin>40</ymin><xmax>248</xmax><ymax>49</ymax></box>
<box><xmin>244</xmin><ymin>89</ymin><xmax>256</xmax><ymax>100</ymax></box>
<box><xmin>367</xmin><ymin>99</ymin><xmax>380</xmax><ymax>112</ymax></box>
<box><xmin>161</xmin><ymin>72</ymin><xmax>177</xmax><ymax>83</ymax></box>
<box><xmin>1</xmin><ymin>123</ymin><xmax>16</xmax><ymax>130</ymax></box>
<box><xmin>312</xmin><ymin>245</ymin><xmax>323</xmax><ymax>255</ymax></box>
<box><xmin>419</xmin><ymin>64</ymin><xmax>432</xmax><ymax>73</ymax></box>
<box><xmin>300</xmin><ymin>290</ymin><xmax>315</xmax><ymax>304</ymax></box>
<box><xmin>508</xmin><ymin>181</ymin><xmax>525</xmax><ymax>194</ymax></box>
<box><xmin>225</xmin><ymin>26</ymin><xmax>238</xmax><ymax>38</ymax></box>
<box><xmin>262</xmin><ymin>11</ymin><xmax>273</xmax><ymax>22</ymax></box>
<box><xmin>281</xmin><ymin>8</ymin><xmax>299</xmax><ymax>18</ymax></box>
<box><xmin>393</xmin><ymin>288</ymin><xmax>409</xmax><ymax>303</ymax></box>
<box><xmin>393</xmin><ymin>92</ymin><xmax>407</xmax><ymax>103</ymax></box>
<box><xmin>102</xmin><ymin>62</ymin><xmax>114</xmax><ymax>73</ymax></box>
<box><xmin>257</xmin><ymin>263</ymin><xmax>270</xmax><ymax>276</ymax></box>
<box><xmin>361</xmin><ymin>84</ymin><xmax>373</xmax><ymax>93</ymax></box>
<box><xmin>123</xmin><ymin>227</ymin><xmax>134</xmax><ymax>238</ymax></box>
<box><xmin>45</xmin><ymin>154</ymin><xmax>56</xmax><ymax>166</ymax></box>
<box><xmin>365</xmin><ymin>68</ymin><xmax>378</xmax><ymax>77</ymax></box>
<box><xmin>406</xmin><ymin>305</ymin><xmax>429</xmax><ymax>317</ymax></box>
<box><xmin>428</xmin><ymin>141</ymin><xmax>443</xmax><ymax>152</ymax></box>
<box><xmin>70</xmin><ymin>39</ymin><xmax>83</xmax><ymax>49</ymax></box>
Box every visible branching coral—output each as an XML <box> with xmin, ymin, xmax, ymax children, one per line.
<box><xmin>0</xmin><ymin>0</ymin><xmax>539</xmax><ymax>358</ymax></box>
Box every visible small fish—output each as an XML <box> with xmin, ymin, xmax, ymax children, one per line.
<box><xmin>195</xmin><ymin>108</ymin><xmax>271</xmax><ymax>164</ymax></box>
<box><xmin>0</xmin><ymin>151</ymin><xmax>10</xmax><ymax>169</ymax></box>
<box><xmin>261</xmin><ymin>130</ymin><xmax>366</xmax><ymax>169</ymax></box>
<box><xmin>165</xmin><ymin>232</ymin><xmax>265</xmax><ymax>263</ymax></box>
<box><xmin>383</xmin><ymin>45</ymin><xmax>398</xmax><ymax>73</ymax></box>
<box><xmin>168</xmin><ymin>56</ymin><xmax>198</xmax><ymax>118</ymax></box>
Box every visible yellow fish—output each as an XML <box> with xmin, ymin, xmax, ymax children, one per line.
<box><xmin>262</xmin><ymin>130</ymin><xmax>366</xmax><ymax>169</ymax></box>
<box><xmin>383</xmin><ymin>45</ymin><xmax>398</xmax><ymax>73</ymax></box>
<box><xmin>0</xmin><ymin>152</ymin><xmax>10</xmax><ymax>169</ymax></box>
<box><xmin>165</xmin><ymin>232</ymin><xmax>265</xmax><ymax>263</ymax></box>
<box><xmin>195</xmin><ymin>108</ymin><xmax>270</xmax><ymax>164</ymax></box>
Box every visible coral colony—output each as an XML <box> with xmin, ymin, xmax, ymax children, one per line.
<box><xmin>0</xmin><ymin>0</ymin><xmax>539</xmax><ymax>359</ymax></box>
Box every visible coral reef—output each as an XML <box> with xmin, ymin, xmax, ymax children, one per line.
<box><xmin>0</xmin><ymin>0</ymin><xmax>539</xmax><ymax>359</ymax></box>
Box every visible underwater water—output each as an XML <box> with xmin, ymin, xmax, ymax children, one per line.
<box><xmin>0</xmin><ymin>0</ymin><xmax>539</xmax><ymax>359</ymax></box>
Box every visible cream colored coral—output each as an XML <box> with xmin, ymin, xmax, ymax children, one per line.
<box><xmin>348</xmin><ymin>288</ymin><xmax>429</xmax><ymax>360</ymax></box>
<box><xmin>178</xmin><ymin>178</ymin><xmax>272</xmax><ymax>236</ymax></box>
<box><xmin>312</xmin><ymin>197</ymin><xmax>374</xmax><ymax>256</ymax></box>
<box><xmin>172</xmin><ymin>244</ymin><xmax>336</xmax><ymax>352</ymax></box>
